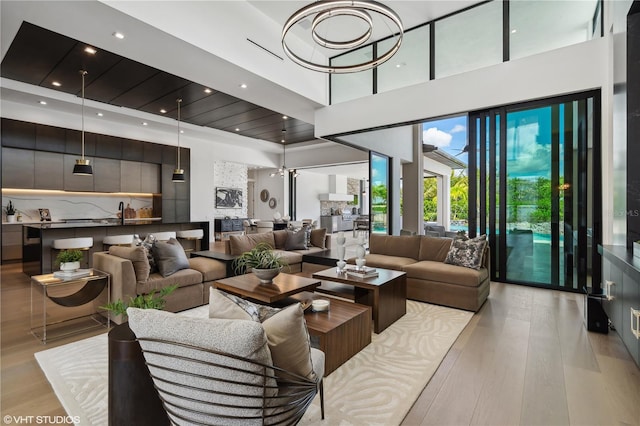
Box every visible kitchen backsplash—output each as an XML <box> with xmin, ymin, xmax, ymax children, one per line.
<box><xmin>2</xmin><ymin>191</ymin><xmax>153</xmax><ymax>222</ymax></box>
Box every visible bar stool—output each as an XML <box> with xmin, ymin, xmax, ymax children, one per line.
<box><xmin>102</xmin><ymin>234</ymin><xmax>134</xmax><ymax>251</ymax></box>
<box><xmin>176</xmin><ymin>229</ymin><xmax>204</xmax><ymax>252</ymax></box>
<box><xmin>51</xmin><ymin>237</ymin><xmax>93</xmax><ymax>271</ymax></box>
<box><xmin>150</xmin><ymin>231</ymin><xmax>176</xmax><ymax>242</ymax></box>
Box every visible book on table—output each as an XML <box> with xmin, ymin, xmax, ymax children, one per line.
<box><xmin>53</xmin><ymin>269</ymin><xmax>91</xmax><ymax>280</ymax></box>
<box><xmin>344</xmin><ymin>265</ymin><xmax>378</xmax><ymax>278</ymax></box>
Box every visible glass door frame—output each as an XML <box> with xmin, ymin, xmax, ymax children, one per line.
<box><xmin>469</xmin><ymin>90</ymin><xmax>602</xmax><ymax>293</ymax></box>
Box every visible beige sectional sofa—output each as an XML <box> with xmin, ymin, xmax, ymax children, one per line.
<box><xmin>356</xmin><ymin>234</ymin><xmax>490</xmax><ymax>312</ymax></box>
<box><xmin>93</xmin><ymin>245</ymin><xmax>227</xmax><ymax>324</ymax></box>
<box><xmin>224</xmin><ymin>229</ymin><xmax>331</xmax><ymax>274</ymax></box>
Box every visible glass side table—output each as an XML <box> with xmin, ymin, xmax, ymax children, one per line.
<box><xmin>30</xmin><ymin>269</ymin><xmax>110</xmax><ymax>343</ymax></box>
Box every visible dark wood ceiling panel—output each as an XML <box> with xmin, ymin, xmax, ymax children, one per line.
<box><xmin>0</xmin><ymin>22</ymin><xmax>77</xmax><ymax>85</ymax></box>
<box><xmin>190</xmin><ymin>100</ymin><xmax>258</xmax><ymax>126</ymax></box>
<box><xmin>85</xmin><ymin>60</ymin><xmax>159</xmax><ymax>103</ymax></box>
<box><xmin>139</xmin><ymin>82</ymin><xmax>218</xmax><ymax>117</ymax></box>
<box><xmin>111</xmin><ymin>73</ymin><xmax>191</xmax><ymax>109</ymax></box>
<box><xmin>0</xmin><ymin>21</ymin><xmax>319</xmax><ymax>147</ymax></box>
<box><xmin>209</xmin><ymin>108</ymin><xmax>277</xmax><ymax>129</ymax></box>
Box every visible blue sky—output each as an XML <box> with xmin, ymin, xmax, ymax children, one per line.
<box><xmin>422</xmin><ymin>115</ymin><xmax>468</xmax><ymax>165</ymax></box>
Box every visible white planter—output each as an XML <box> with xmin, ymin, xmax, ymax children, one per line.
<box><xmin>6</xmin><ymin>214</ymin><xmax>15</xmax><ymax>223</ymax></box>
<box><xmin>60</xmin><ymin>261</ymin><xmax>80</xmax><ymax>272</ymax></box>
<box><xmin>634</xmin><ymin>242</ymin><xmax>640</xmax><ymax>259</ymax></box>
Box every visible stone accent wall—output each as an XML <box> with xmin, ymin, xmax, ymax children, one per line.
<box><xmin>212</xmin><ymin>161</ymin><xmax>248</xmax><ymax>218</ymax></box>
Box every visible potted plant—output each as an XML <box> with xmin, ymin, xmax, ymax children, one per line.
<box><xmin>56</xmin><ymin>249</ymin><xmax>84</xmax><ymax>272</ymax></box>
<box><xmin>5</xmin><ymin>201</ymin><xmax>16</xmax><ymax>223</ymax></box>
<box><xmin>101</xmin><ymin>284</ymin><xmax>178</xmax><ymax>319</ymax></box>
<box><xmin>233</xmin><ymin>242</ymin><xmax>288</xmax><ymax>283</ymax></box>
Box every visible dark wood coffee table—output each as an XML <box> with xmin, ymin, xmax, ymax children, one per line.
<box><xmin>213</xmin><ymin>273</ymin><xmax>320</xmax><ymax>304</ymax></box>
<box><xmin>312</xmin><ymin>267</ymin><xmax>406</xmax><ymax>333</ymax></box>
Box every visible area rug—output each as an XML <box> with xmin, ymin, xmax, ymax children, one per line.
<box><xmin>35</xmin><ymin>301</ymin><xmax>472</xmax><ymax>426</ymax></box>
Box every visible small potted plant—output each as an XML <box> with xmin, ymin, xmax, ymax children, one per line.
<box><xmin>5</xmin><ymin>201</ymin><xmax>16</xmax><ymax>223</ymax></box>
<box><xmin>56</xmin><ymin>249</ymin><xmax>84</xmax><ymax>272</ymax></box>
<box><xmin>101</xmin><ymin>284</ymin><xmax>178</xmax><ymax>319</ymax></box>
<box><xmin>233</xmin><ymin>242</ymin><xmax>288</xmax><ymax>283</ymax></box>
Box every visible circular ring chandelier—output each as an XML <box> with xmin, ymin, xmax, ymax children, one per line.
<box><xmin>282</xmin><ymin>0</ymin><xmax>404</xmax><ymax>74</ymax></box>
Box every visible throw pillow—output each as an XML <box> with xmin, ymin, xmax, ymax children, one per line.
<box><xmin>209</xmin><ymin>287</ymin><xmax>280</xmax><ymax>322</ymax></box>
<box><xmin>309</xmin><ymin>228</ymin><xmax>327</xmax><ymax>249</ymax></box>
<box><xmin>109</xmin><ymin>245</ymin><xmax>150</xmax><ymax>282</ymax></box>
<box><xmin>444</xmin><ymin>235</ymin><xmax>488</xmax><ymax>270</ymax></box>
<box><xmin>140</xmin><ymin>235</ymin><xmax>158</xmax><ymax>273</ymax></box>
<box><xmin>272</xmin><ymin>230</ymin><xmax>289</xmax><ymax>249</ymax></box>
<box><xmin>284</xmin><ymin>228</ymin><xmax>307</xmax><ymax>250</ymax></box>
<box><xmin>262</xmin><ymin>303</ymin><xmax>316</xmax><ymax>381</ymax></box>
<box><xmin>152</xmin><ymin>238</ymin><xmax>190</xmax><ymax>277</ymax></box>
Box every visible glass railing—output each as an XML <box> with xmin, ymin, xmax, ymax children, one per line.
<box><xmin>330</xmin><ymin>0</ymin><xmax>601</xmax><ymax>104</ymax></box>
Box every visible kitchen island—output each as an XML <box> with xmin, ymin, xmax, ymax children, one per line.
<box><xmin>23</xmin><ymin>221</ymin><xmax>209</xmax><ymax>275</ymax></box>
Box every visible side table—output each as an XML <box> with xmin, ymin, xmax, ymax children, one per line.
<box><xmin>30</xmin><ymin>269</ymin><xmax>110</xmax><ymax>343</ymax></box>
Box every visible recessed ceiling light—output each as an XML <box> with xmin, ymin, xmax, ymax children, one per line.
<box><xmin>84</xmin><ymin>46</ymin><xmax>97</xmax><ymax>55</ymax></box>
<box><xmin>96</xmin><ymin>112</ymin><xmax>104</xmax><ymax>117</ymax></box>
<box><xmin>235</xmin><ymin>128</ymin><xmax>240</xmax><ymax>132</ymax></box>
<box><xmin>204</xmin><ymin>88</ymin><xmax>212</xmax><ymax>94</ymax></box>
<box><xmin>282</xmin><ymin>115</ymin><xmax>288</xmax><ymax>119</ymax></box>
<box><xmin>142</xmin><ymin>122</ymin><xmax>148</xmax><ymax>126</ymax></box>
<box><xmin>281</xmin><ymin>139</ymin><xmax>285</xmax><ymax>143</ymax></box>
<box><xmin>113</xmin><ymin>32</ymin><xmax>125</xmax><ymax>39</ymax></box>
<box><xmin>38</xmin><ymin>100</ymin><xmax>47</xmax><ymax>105</ymax></box>
<box><xmin>180</xmin><ymin>130</ymin><xmax>184</xmax><ymax>134</ymax></box>
<box><xmin>160</xmin><ymin>109</ymin><xmax>167</xmax><ymax>114</ymax></box>
<box><xmin>511</xmin><ymin>29</ymin><xmax>517</xmax><ymax>34</ymax></box>
<box><xmin>52</xmin><ymin>81</ymin><xmax>61</xmax><ymax>87</ymax></box>
<box><xmin>240</xmin><ymin>83</ymin><xmax>247</xmax><ymax>89</ymax></box>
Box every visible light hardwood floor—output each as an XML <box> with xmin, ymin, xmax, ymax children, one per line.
<box><xmin>2</xmin><ymin>260</ymin><xmax>639</xmax><ymax>425</ymax></box>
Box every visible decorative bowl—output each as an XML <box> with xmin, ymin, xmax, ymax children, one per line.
<box><xmin>252</xmin><ymin>267</ymin><xmax>281</xmax><ymax>284</ymax></box>
<box><xmin>312</xmin><ymin>299</ymin><xmax>330</xmax><ymax>312</ymax></box>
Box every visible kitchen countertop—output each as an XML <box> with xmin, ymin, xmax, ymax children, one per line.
<box><xmin>24</xmin><ymin>218</ymin><xmax>163</xmax><ymax>229</ymax></box>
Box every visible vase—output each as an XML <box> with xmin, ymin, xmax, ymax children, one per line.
<box><xmin>252</xmin><ymin>267</ymin><xmax>281</xmax><ymax>284</ymax></box>
<box><xmin>336</xmin><ymin>260</ymin><xmax>347</xmax><ymax>272</ymax></box>
<box><xmin>6</xmin><ymin>214</ymin><xmax>15</xmax><ymax>223</ymax></box>
<box><xmin>355</xmin><ymin>258</ymin><xmax>366</xmax><ymax>270</ymax></box>
<box><xmin>355</xmin><ymin>243</ymin><xmax>366</xmax><ymax>260</ymax></box>
<box><xmin>60</xmin><ymin>261</ymin><xmax>80</xmax><ymax>272</ymax></box>
<box><xmin>337</xmin><ymin>245</ymin><xmax>346</xmax><ymax>262</ymax></box>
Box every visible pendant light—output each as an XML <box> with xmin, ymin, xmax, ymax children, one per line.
<box><xmin>270</xmin><ymin>125</ymin><xmax>287</xmax><ymax>178</ymax></box>
<box><xmin>172</xmin><ymin>98</ymin><xmax>185</xmax><ymax>182</ymax></box>
<box><xmin>73</xmin><ymin>70</ymin><xmax>93</xmax><ymax>175</ymax></box>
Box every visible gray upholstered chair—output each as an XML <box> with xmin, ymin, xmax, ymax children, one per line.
<box><xmin>127</xmin><ymin>307</ymin><xmax>324</xmax><ymax>425</ymax></box>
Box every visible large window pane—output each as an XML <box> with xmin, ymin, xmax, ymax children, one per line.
<box><xmin>377</xmin><ymin>25</ymin><xmax>430</xmax><ymax>94</ymax></box>
<box><xmin>435</xmin><ymin>1</ymin><xmax>502</xmax><ymax>79</ymax></box>
<box><xmin>330</xmin><ymin>46</ymin><xmax>373</xmax><ymax>104</ymax></box>
<box><xmin>510</xmin><ymin>0</ymin><xmax>600</xmax><ymax>60</ymax></box>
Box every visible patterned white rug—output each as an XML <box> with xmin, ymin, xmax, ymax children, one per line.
<box><xmin>35</xmin><ymin>301</ymin><xmax>472</xmax><ymax>426</ymax></box>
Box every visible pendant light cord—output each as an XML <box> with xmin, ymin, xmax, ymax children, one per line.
<box><xmin>81</xmin><ymin>70</ymin><xmax>87</xmax><ymax>159</ymax></box>
<box><xmin>177</xmin><ymin>98</ymin><xmax>182</xmax><ymax>169</ymax></box>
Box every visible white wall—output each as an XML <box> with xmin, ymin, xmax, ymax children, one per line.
<box><xmin>252</xmin><ymin>169</ymin><xmax>286</xmax><ymax>221</ymax></box>
<box><xmin>211</xmin><ymin>162</ymin><xmax>248</xmax><ymax>218</ymax></box>
<box><xmin>294</xmin><ymin>171</ymin><xmax>326</xmax><ymax>225</ymax></box>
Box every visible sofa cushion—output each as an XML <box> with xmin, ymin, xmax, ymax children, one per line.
<box><xmin>188</xmin><ymin>257</ymin><xmax>227</xmax><ymax>282</ymax></box>
<box><xmin>403</xmin><ymin>260</ymin><xmax>489</xmax><ymax>287</ymax></box>
<box><xmin>229</xmin><ymin>233</ymin><xmax>276</xmax><ymax>256</ymax></box>
<box><xmin>152</xmin><ymin>238</ymin><xmax>190</xmax><ymax>277</ymax></box>
<box><xmin>273</xmin><ymin>250</ymin><xmax>303</xmax><ymax>266</ymax></box>
<box><xmin>262</xmin><ymin>303</ymin><xmax>316</xmax><ymax>382</ymax></box>
<box><xmin>356</xmin><ymin>253</ymin><xmax>416</xmax><ymax>271</ymax></box>
<box><xmin>418</xmin><ymin>236</ymin><xmax>453</xmax><ymax>262</ymax></box>
<box><xmin>209</xmin><ymin>287</ymin><xmax>280</xmax><ymax>322</ymax></box>
<box><xmin>444</xmin><ymin>236</ymin><xmax>487</xmax><ymax>270</ymax></box>
<box><xmin>137</xmin><ymin>268</ymin><xmax>202</xmax><ymax>295</ymax></box>
<box><xmin>285</xmin><ymin>229</ymin><xmax>307</xmax><ymax>250</ymax></box>
<box><xmin>109</xmin><ymin>245</ymin><xmax>150</xmax><ymax>282</ymax></box>
<box><xmin>369</xmin><ymin>234</ymin><xmax>420</xmax><ymax>259</ymax></box>
<box><xmin>272</xmin><ymin>230</ymin><xmax>289</xmax><ymax>249</ymax></box>
<box><xmin>309</xmin><ymin>228</ymin><xmax>327</xmax><ymax>249</ymax></box>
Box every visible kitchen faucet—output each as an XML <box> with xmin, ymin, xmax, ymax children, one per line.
<box><xmin>118</xmin><ymin>201</ymin><xmax>125</xmax><ymax>225</ymax></box>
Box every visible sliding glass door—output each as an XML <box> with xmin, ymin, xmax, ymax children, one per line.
<box><xmin>469</xmin><ymin>91</ymin><xmax>601</xmax><ymax>292</ymax></box>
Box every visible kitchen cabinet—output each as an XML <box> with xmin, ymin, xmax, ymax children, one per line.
<box><xmin>320</xmin><ymin>216</ymin><xmax>357</xmax><ymax>233</ymax></box>
<box><xmin>93</xmin><ymin>157</ymin><xmax>121</xmax><ymax>192</ymax></box>
<box><xmin>141</xmin><ymin>163</ymin><xmax>160</xmax><ymax>193</ymax></box>
<box><xmin>2</xmin><ymin>148</ymin><xmax>34</xmax><ymax>188</ymax></box>
<box><xmin>1</xmin><ymin>119</ymin><xmax>35</xmax><ymax>149</ymax></box>
<box><xmin>600</xmin><ymin>245</ymin><xmax>640</xmax><ymax>367</ymax></box>
<box><xmin>120</xmin><ymin>160</ymin><xmax>142</xmax><ymax>193</ymax></box>
<box><xmin>1</xmin><ymin>223</ymin><xmax>23</xmax><ymax>262</ymax></box>
<box><xmin>35</xmin><ymin>151</ymin><xmax>64</xmax><ymax>189</ymax></box>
